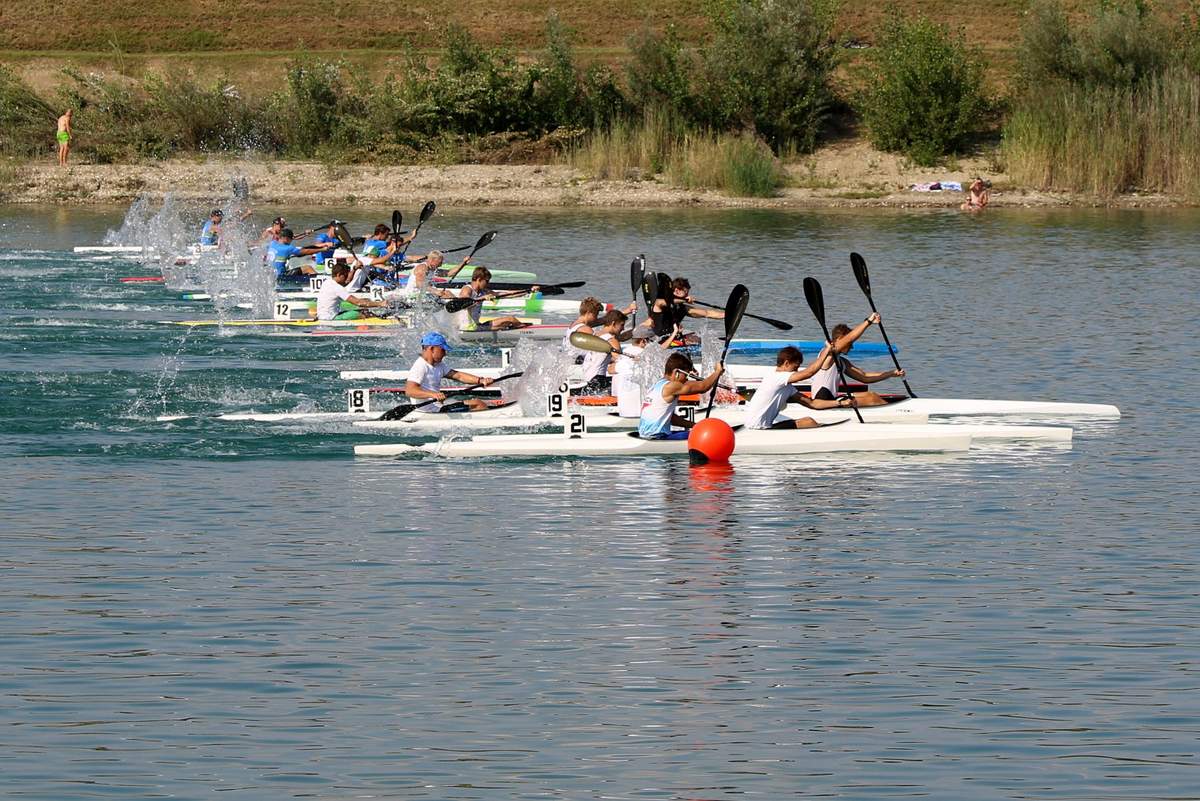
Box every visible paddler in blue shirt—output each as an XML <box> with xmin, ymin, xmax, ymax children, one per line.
<box><xmin>265</xmin><ymin>229</ymin><xmax>326</xmax><ymax>278</ymax></box>
<box><xmin>309</xmin><ymin>222</ymin><xmax>341</xmax><ymax>268</ymax></box>
<box><xmin>199</xmin><ymin>209</ymin><xmax>223</xmax><ymax>246</ymax></box>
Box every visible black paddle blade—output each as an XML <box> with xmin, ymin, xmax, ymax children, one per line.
<box><xmin>379</xmin><ymin>403</ymin><xmax>416</xmax><ymax>421</ymax></box>
<box><xmin>850</xmin><ymin>252</ymin><xmax>871</xmax><ymax>296</ymax></box>
<box><xmin>334</xmin><ymin>223</ymin><xmax>353</xmax><ymax>249</ymax></box>
<box><xmin>723</xmin><ymin>284</ymin><xmax>751</xmax><ymax>341</ymax></box>
<box><xmin>803</xmin><ymin>276</ymin><xmax>826</xmax><ymax>328</ymax></box>
<box><xmin>392</xmin><ymin>210</ymin><xmax>402</xmax><ymax>236</ymax></box>
<box><xmin>657</xmin><ymin>272</ymin><xmax>672</xmax><ymax>300</ymax></box>
<box><xmin>631</xmin><ymin>256</ymin><xmax>644</xmax><ymax>297</ymax></box>
<box><xmin>444</xmin><ymin>297</ymin><xmax>475</xmax><ymax>313</ymax></box>
<box><xmin>469</xmin><ymin>230</ymin><xmax>497</xmax><ymax>258</ymax></box>
<box><xmin>419</xmin><ymin>200</ymin><xmax>436</xmax><ymax>223</ymax></box>
<box><xmin>641</xmin><ymin>272</ymin><xmax>658</xmax><ymax>310</ymax></box>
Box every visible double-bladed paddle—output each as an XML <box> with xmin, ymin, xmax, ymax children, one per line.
<box><xmin>641</xmin><ymin>271</ymin><xmax>658</xmax><ymax>318</ymax></box>
<box><xmin>850</xmin><ymin>252</ymin><xmax>915</xmax><ymax>397</ymax></box>
<box><xmin>569</xmin><ymin>331</ymin><xmax>617</xmax><ymax>353</ymax></box>
<box><xmin>687</xmin><ymin>298</ymin><xmax>793</xmax><ymax>331</ymax></box>
<box><xmin>704</xmin><ymin>284</ymin><xmax>750</xmax><ymax>419</ymax></box>
<box><xmin>411</xmin><ymin>200</ymin><xmax>436</xmax><ymax>241</ymax></box>
<box><xmin>443</xmin><ymin>281</ymin><xmax>585</xmax><ymax>313</ymax></box>
<box><xmin>378</xmin><ymin>371</ymin><xmax>524</xmax><ymax>421</ymax></box>
<box><xmin>444</xmin><ymin>230</ymin><xmax>498</xmax><ymax>280</ymax></box>
<box><xmin>803</xmin><ymin>276</ymin><xmax>864</xmax><ymax>423</ymax></box>
<box><xmin>391</xmin><ymin>209</ymin><xmax>402</xmax><ymax>238</ymax></box>
<box><xmin>630</xmin><ymin>256</ymin><xmax>645</xmax><ymax>328</ymax></box>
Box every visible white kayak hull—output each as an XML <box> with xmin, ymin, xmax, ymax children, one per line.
<box><xmin>354</xmin><ymin>424</ymin><xmax>974</xmax><ymax>458</ymax></box>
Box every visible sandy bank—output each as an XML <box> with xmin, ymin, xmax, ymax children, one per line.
<box><xmin>1</xmin><ymin>141</ymin><xmax>1185</xmax><ymax>209</ymax></box>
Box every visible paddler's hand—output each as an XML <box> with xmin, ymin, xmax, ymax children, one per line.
<box><xmin>866</xmin><ymin>312</ymin><xmax>881</xmax><ymax>325</ymax></box>
<box><xmin>624</xmin><ymin>301</ymin><xmax>637</xmax><ymax>315</ymax></box>
<box><xmin>892</xmin><ymin>368</ymin><xmax>906</xmax><ymax>378</ymax></box>
<box><xmin>430</xmin><ymin>391</ymin><xmax>447</xmax><ymax>401</ymax></box>
<box><xmin>478</xmin><ymin>377</ymin><xmax>493</xmax><ymax>388</ymax></box>
<box><xmin>837</xmin><ymin>396</ymin><xmax>853</xmax><ymax>407</ymax></box>
<box><xmin>530</xmin><ymin>285</ymin><xmax>541</xmax><ymax>294</ymax></box>
<box><xmin>714</xmin><ymin>362</ymin><xmax>725</xmax><ymax>376</ymax></box>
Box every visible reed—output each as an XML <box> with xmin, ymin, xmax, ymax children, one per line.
<box><xmin>1003</xmin><ymin>69</ymin><xmax>1200</xmax><ymax>198</ymax></box>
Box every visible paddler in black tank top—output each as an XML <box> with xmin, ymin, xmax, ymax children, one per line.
<box><xmin>648</xmin><ymin>276</ymin><xmax>724</xmax><ymax>345</ymax></box>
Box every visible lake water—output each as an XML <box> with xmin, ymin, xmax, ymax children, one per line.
<box><xmin>0</xmin><ymin>203</ymin><xmax>1197</xmax><ymax>800</ymax></box>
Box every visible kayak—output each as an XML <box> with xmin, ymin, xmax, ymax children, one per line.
<box><xmin>179</xmin><ymin>290</ymin><xmax>588</xmax><ymax>316</ymax></box>
<box><xmin>354</xmin><ymin>424</ymin><xmax>975</xmax><ymax>458</ymax></box>
<box><xmin>158</xmin><ymin>403</ymin><xmax>927</xmax><ymax>428</ymax></box>
<box><xmin>74</xmin><ymin>245</ymin><xmax>150</xmax><ymax>254</ymax></box>
<box><xmin>356</xmin><ymin>413</ymin><xmax>1070</xmax><ymax>442</ymax></box>
<box><xmin>160</xmin><ymin>314</ymin><xmax>542</xmax><ymax>329</ymax></box>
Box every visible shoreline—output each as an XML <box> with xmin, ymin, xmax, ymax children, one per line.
<box><xmin>1</xmin><ymin>142</ymin><xmax>1189</xmax><ymax>210</ymax></box>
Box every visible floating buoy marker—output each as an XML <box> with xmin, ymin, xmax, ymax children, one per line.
<box><xmin>687</xmin><ymin>418</ymin><xmax>736</xmax><ymax>465</ymax></box>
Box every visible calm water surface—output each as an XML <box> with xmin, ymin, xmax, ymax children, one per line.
<box><xmin>0</xmin><ymin>203</ymin><xmax>1197</xmax><ymax>800</ymax></box>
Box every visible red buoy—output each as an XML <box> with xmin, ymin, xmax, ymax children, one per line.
<box><xmin>687</xmin><ymin>418</ymin><xmax>736</xmax><ymax>464</ymax></box>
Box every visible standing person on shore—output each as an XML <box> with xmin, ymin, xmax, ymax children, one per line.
<box><xmin>56</xmin><ymin>110</ymin><xmax>72</xmax><ymax>167</ymax></box>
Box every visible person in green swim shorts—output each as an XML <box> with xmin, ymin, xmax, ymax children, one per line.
<box><xmin>56</xmin><ymin>109</ymin><xmax>72</xmax><ymax>167</ymax></box>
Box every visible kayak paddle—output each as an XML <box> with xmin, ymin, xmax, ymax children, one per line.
<box><xmin>444</xmin><ymin>230</ymin><xmax>498</xmax><ymax>280</ymax></box>
<box><xmin>378</xmin><ymin>371</ymin><xmax>524</xmax><ymax>421</ymax></box>
<box><xmin>569</xmin><ymin>331</ymin><xmax>617</xmax><ymax>353</ymax></box>
<box><xmin>640</xmin><ymin>270</ymin><xmax>658</xmax><ymax>317</ymax></box>
<box><xmin>687</xmin><ymin>298</ymin><xmax>793</xmax><ymax>331</ymax></box>
<box><xmin>803</xmin><ymin>276</ymin><xmax>864</xmax><ymax>423</ymax></box>
<box><xmin>703</xmin><ymin>284</ymin><xmax>750</xmax><ymax>419</ymax></box>
<box><xmin>391</xmin><ymin>209</ymin><xmax>402</xmax><ymax>238</ymax></box>
<box><xmin>630</xmin><ymin>255</ymin><xmax>645</xmax><ymax>328</ymax></box>
<box><xmin>443</xmin><ymin>281</ymin><xmax>583</xmax><ymax>313</ymax></box>
<box><xmin>850</xmin><ymin>252</ymin><xmax>915</xmax><ymax>397</ymax></box>
<box><xmin>411</xmin><ymin>200</ymin><xmax>436</xmax><ymax>241</ymax></box>
<box><xmin>446</xmin><ymin>280</ymin><xmax>583</xmax><ymax>296</ymax></box>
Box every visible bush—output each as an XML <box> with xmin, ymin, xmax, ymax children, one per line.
<box><xmin>0</xmin><ymin>66</ymin><xmax>57</xmax><ymax>158</ymax></box>
<box><xmin>1018</xmin><ymin>0</ymin><xmax>1171</xmax><ymax>89</ymax></box>
<box><xmin>859</xmin><ymin>13</ymin><xmax>988</xmax><ymax>166</ymax></box>
<box><xmin>697</xmin><ymin>0</ymin><xmax>840</xmax><ymax>152</ymax></box>
<box><xmin>625</xmin><ymin>24</ymin><xmax>696</xmax><ymax>121</ymax></box>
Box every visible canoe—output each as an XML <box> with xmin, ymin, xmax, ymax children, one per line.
<box><xmin>354</xmin><ymin>423</ymin><xmax>975</xmax><ymax>458</ymax></box>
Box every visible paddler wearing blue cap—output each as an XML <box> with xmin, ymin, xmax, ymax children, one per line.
<box><xmin>405</xmin><ymin>332</ymin><xmax>496</xmax><ymax>412</ymax></box>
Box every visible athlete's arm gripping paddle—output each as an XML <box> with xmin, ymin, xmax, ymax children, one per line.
<box><xmin>443</xmin><ymin>281</ymin><xmax>584</xmax><ymax>313</ymax></box>
<box><xmin>803</xmin><ymin>276</ymin><xmax>865</xmax><ymax>423</ymax></box>
<box><xmin>687</xmin><ymin>298</ymin><xmax>793</xmax><ymax>331</ymax></box>
<box><xmin>379</xmin><ymin>371</ymin><xmax>524</xmax><ymax>421</ymax></box>
<box><xmin>850</xmin><ymin>252</ymin><xmax>916</xmax><ymax>397</ymax></box>
<box><xmin>444</xmin><ymin>230</ymin><xmax>498</xmax><ymax>281</ymax></box>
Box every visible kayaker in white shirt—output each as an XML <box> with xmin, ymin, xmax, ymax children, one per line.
<box><xmin>809</xmin><ymin>313</ymin><xmax>905</xmax><ymax>407</ymax></box>
<box><xmin>405</xmin><ymin>331</ymin><xmax>495</xmax><ymax>412</ymax></box>
<box><xmin>743</xmin><ymin>346</ymin><xmax>853</xmax><ymax>429</ymax></box>
<box><xmin>315</xmin><ymin>261</ymin><xmax>386</xmax><ymax>321</ymax></box>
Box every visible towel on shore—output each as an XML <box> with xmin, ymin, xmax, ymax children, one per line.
<box><xmin>910</xmin><ymin>181</ymin><xmax>963</xmax><ymax>192</ymax></box>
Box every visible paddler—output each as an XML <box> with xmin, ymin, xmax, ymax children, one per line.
<box><xmin>438</xmin><ymin>266</ymin><xmax>536</xmax><ymax>331</ymax></box>
<box><xmin>309</xmin><ymin>222</ymin><xmax>342</xmax><ymax>270</ymax></box>
<box><xmin>315</xmin><ymin>260</ymin><xmax>387</xmax><ymax>321</ymax></box>
<box><xmin>638</xmin><ymin>353</ymin><xmax>724</xmax><ymax>440</ymax></box>
<box><xmin>405</xmin><ymin>331</ymin><xmax>496</xmax><ymax>412</ymax></box>
<box><xmin>265</xmin><ymin>228</ymin><xmax>326</xmax><ymax>278</ymax></box>
<box><xmin>258</xmin><ymin>216</ymin><xmax>287</xmax><ymax>245</ymax></box>
<box><xmin>743</xmin><ymin>346</ymin><xmax>854</xmax><ymax>429</ymax></box>
<box><xmin>199</xmin><ymin>209</ymin><xmax>223</xmax><ymax>246</ymax></box>
<box><xmin>576</xmin><ymin>309</ymin><xmax>629</xmax><ymax>395</ymax></box>
<box><xmin>648</xmin><ymin>276</ymin><xmax>724</xmax><ymax>343</ymax></box>
<box><xmin>614</xmin><ymin>322</ymin><xmax>680</xmax><ymax>416</ymax></box>
<box><xmin>810</xmin><ymin>313</ymin><xmax>905</xmax><ymax>406</ymax></box>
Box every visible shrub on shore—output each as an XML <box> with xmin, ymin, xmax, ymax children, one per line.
<box><xmin>858</xmin><ymin>12</ymin><xmax>989</xmax><ymax>167</ymax></box>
